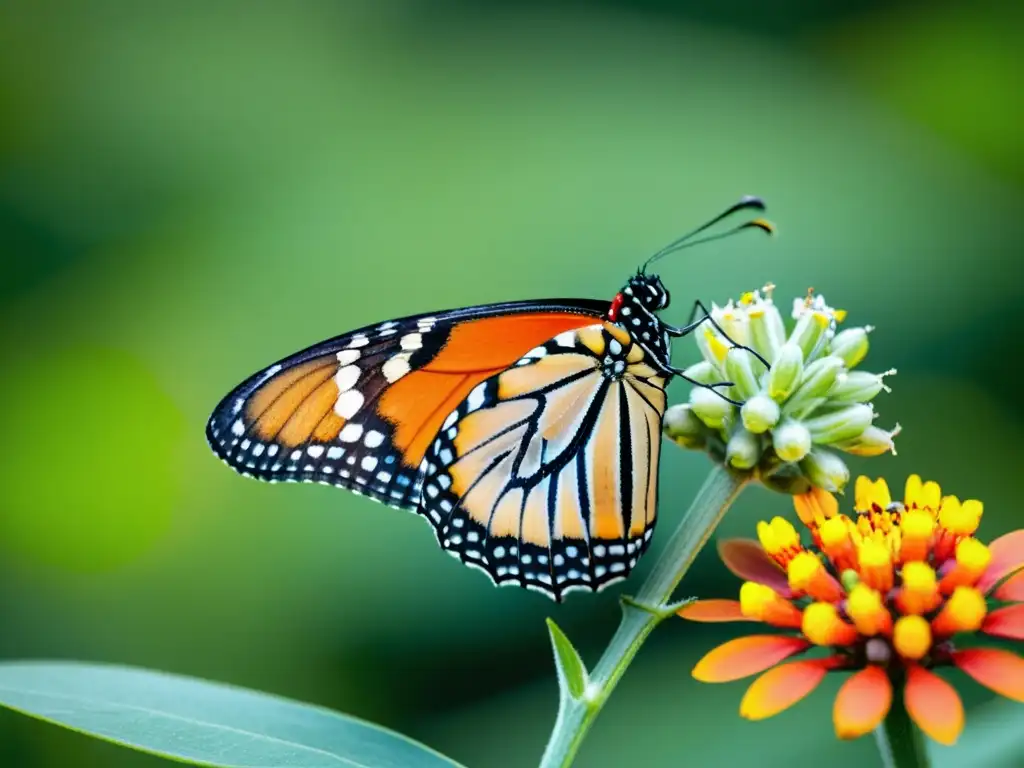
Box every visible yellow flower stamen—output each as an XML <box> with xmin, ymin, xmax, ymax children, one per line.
<box><xmin>898</xmin><ymin>509</ymin><xmax>934</xmax><ymax>563</ymax></box>
<box><xmin>857</xmin><ymin>538</ymin><xmax>893</xmax><ymax>593</ymax></box>
<box><xmin>939</xmin><ymin>538</ymin><xmax>992</xmax><ymax>594</ymax></box>
<box><xmin>932</xmin><ymin>587</ymin><xmax>987</xmax><ymax>636</ymax></box>
<box><xmin>787</xmin><ymin>551</ymin><xmax>843</xmax><ymax>602</ymax></box>
<box><xmin>896</xmin><ymin>562</ymin><xmax>941</xmax><ymax>615</ymax></box>
<box><xmin>846</xmin><ymin>584</ymin><xmax>891</xmax><ymax>637</ymax></box>
<box><xmin>855</xmin><ymin>476</ymin><xmax>891</xmax><ymax>512</ymax></box>
<box><xmin>937</xmin><ymin>497</ymin><xmax>982</xmax><ymax>537</ymax></box>
<box><xmin>757</xmin><ymin>517</ymin><xmax>802</xmax><ymax>565</ymax></box>
<box><xmin>739</xmin><ymin>582</ymin><xmax>803</xmax><ymax>628</ymax></box>
<box><xmin>893</xmin><ymin>615</ymin><xmax>932</xmax><ymax>660</ymax></box>
<box><xmin>802</xmin><ymin>602</ymin><xmax>859</xmax><ymax>646</ymax></box>
<box><xmin>904</xmin><ymin>474</ymin><xmax>941</xmax><ymax>511</ymax></box>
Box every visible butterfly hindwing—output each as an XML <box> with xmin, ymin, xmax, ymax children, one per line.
<box><xmin>206</xmin><ymin>301</ymin><xmax>609</xmax><ymax>513</ymax></box>
<box><xmin>418</xmin><ymin>321</ymin><xmax>668</xmax><ymax>600</ymax></box>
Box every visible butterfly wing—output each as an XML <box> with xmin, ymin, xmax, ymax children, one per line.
<box><xmin>207</xmin><ymin>300</ymin><xmax>609</xmax><ymax>513</ymax></box>
<box><xmin>419</xmin><ymin>320</ymin><xmax>668</xmax><ymax>600</ymax></box>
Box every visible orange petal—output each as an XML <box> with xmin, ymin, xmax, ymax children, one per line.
<box><xmin>982</xmin><ymin>604</ymin><xmax>1024</xmax><ymax>640</ymax></box>
<box><xmin>976</xmin><ymin>530</ymin><xmax>1024</xmax><ymax>593</ymax></box>
<box><xmin>833</xmin><ymin>666</ymin><xmax>893</xmax><ymax>739</ymax></box>
<box><xmin>953</xmin><ymin>648</ymin><xmax>1024</xmax><ymax>701</ymax></box>
<box><xmin>717</xmin><ymin>539</ymin><xmax>793</xmax><ymax>597</ymax></box>
<box><xmin>693</xmin><ymin>635</ymin><xmax>810</xmax><ymax>683</ymax></box>
<box><xmin>994</xmin><ymin>569</ymin><xmax>1024</xmax><ymax>602</ymax></box>
<box><xmin>677</xmin><ymin>600</ymin><xmax>752</xmax><ymax>623</ymax></box>
<box><xmin>740</xmin><ymin>657</ymin><xmax>841</xmax><ymax>720</ymax></box>
<box><xmin>904</xmin><ymin>666</ymin><xmax>964</xmax><ymax>746</ymax></box>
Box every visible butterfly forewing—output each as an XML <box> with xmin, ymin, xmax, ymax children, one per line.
<box><xmin>418</xmin><ymin>321</ymin><xmax>667</xmax><ymax>599</ymax></box>
<box><xmin>206</xmin><ymin>302</ymin><xmax>609</xmax><ymax>513</ymax></box>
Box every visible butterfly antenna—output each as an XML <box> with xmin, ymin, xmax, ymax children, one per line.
<box><xmin>642</xmin><ymin>195</ymin><xmax>774</xmax><ymax>271</ymax></box>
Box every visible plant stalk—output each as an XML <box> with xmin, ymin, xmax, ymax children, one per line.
<box><xmin>539</xmin><ymin>464</ymin><xmax>748</xmax><ymax>768</ymax></box>
<box><xmin>874</xmin><ymin>678</ymin><xmax>930</xmax><ymax>768</ymax></box>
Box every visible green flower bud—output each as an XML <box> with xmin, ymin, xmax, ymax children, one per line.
<box><xmin>840</xmin><ymin>569</ymin><xmax>860</xmax><ymax>592</ymax></box>
<box><xmin>828</xmin><ymin>370</ymin><xmax>894</xmax><ymax>403</ymax></box>
<box><xmin>726</xmin><ymin>428</ymin><xmax>761</xmax><ymax>469</ymax></box>
<box><xmin>799</xmin><ymin>448</ymin><xmax>851</xmax><ymax>492</ymax></box>
<box><xmin>773</xmin><ymin>420</ymin><xmax>812</xmax><ymax>462</ymax></box>
<box><xmin>663</xmin><ymin>404</ymin><xmax>706</xmax><ymax>448</ymax></box>
<box><xmin>831</xmin><ymin>326</ymin><xmax>871</xmax><ymax>368</ymax></box>
<box><xmin>784</xmin><ymin>356</ymin><xmax>845</xmax><ymax>417</ymax></box>
<box><xmin>741</xmin><ymin>393</ymin><xmax>781</xmax><ymax>434</ymax></box>
<box><xmin>788</xmin><ymin>309</ymin><xmax>832</xmax><ymax>361</ymax></box>
<box><xmin>834</xmin><ymin>423</ymin><xmax>901</xmax><ymax>457</ymax></box>
<box><xmin>767</xmin><ymin>343</ymin><xmax>804</xmax><ymax>402</ymax></box>
<box><xmin>724</xmin><ymin>348</ymin><xmax>760</xmax><ymax>401</ymax></box>
<box><xmin>748</xmin><ymin>299</ymin><xmax>785</xmax><ymax>362</ymax></box>
<box><xmin>682</xmin><ymin>360</ymin><xmax>721</xmax><ymax>386</ymax></box>
<box><xmin>690</xmin><ymin>387</ymin><xmax>732</xmax><ymax>429</ymax></box>
<box><xmin>803</xmin><ymin>403</ymin><xmax>874</xmax><ymax>444</ymax></box>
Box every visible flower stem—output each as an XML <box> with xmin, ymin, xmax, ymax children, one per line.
<box><xmin>539</xmin><ymin>464</ymin><xmax>748</xmax><ymax>768</ymax></box>
<box><xmin>874</xmin><ymin>678</ymin><xmax>930</xmax><ymax>768</ymax></box>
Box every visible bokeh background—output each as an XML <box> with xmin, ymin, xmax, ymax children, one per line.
<box><xmin>1</xmin><ymin>1</ymin><xmax>1022</xmax><ymax>766</ymax></box>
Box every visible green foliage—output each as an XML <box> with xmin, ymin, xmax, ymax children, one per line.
<box><xmin>0</xmin><ymin>662</ymin><xmax>465</xmax><ymax>768</ymax></box>
<box><xmin>546</xmin><ymin>620</ymin><xmax>589</xmax><ymax>701</ymax></box>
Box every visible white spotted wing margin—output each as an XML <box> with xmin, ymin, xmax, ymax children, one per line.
<box><xmin>206</xmin><ymin>300</ymin><xmax>610</xmax><ymax>518</ymax></box>
<box><xmin>416</xmin><ymin>322</ymin><xmax>667</xmax><ymax>602</ymax></box>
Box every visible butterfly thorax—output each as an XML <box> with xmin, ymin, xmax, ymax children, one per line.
<box><xmin>606</xmin><ymin>272</ymin><xmax>673</xmax><ymax>375</ymax></box>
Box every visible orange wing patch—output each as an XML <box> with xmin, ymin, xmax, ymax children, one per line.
<box><xmin>248</xmin><ymin>357</ymin><xmax>341</xmax><ymax>445</ymax></box>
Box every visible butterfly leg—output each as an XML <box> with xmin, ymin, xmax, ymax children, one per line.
<box><xmin>669</xmin><ymin>372</ymin><xmax>743</xmax><ymax>407</ymax></box>
<box><xmin>666</xmin><ymin>299</ymin><xmax>771</xmax><ymax>370</ymax></box>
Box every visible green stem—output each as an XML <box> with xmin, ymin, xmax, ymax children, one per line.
<box><xmin>874</xmin><ymin>679</ymin><xmax>930</xmax><ymax>768</ymax></box>
<box><xmin>539</xmin><ymin>464</ymin><xmax>748</xmax><ymax>768</ymax></box>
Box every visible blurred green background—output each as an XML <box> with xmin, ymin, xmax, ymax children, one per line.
<box><xmin>1</xmin><ymin>1</ymin><xmax>1021</xmax><ymax>766</ymax></box>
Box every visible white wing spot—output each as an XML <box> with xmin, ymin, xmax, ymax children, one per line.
<box><xmin>307</xmin><ymin>445</ymin><xmax>324</xmax><ymax>458</ymax></box>
<box><xmin>290</xmin><ymin>450</ymin><xmax>302</xmax><ymax>460</ymax></box>
<box><xmin>364</xmin><ymin>430</ymin><xmax>384</xmax><ymax>448</ymax></box>
<box><xmin>361</xmin><ymin>456</ymin><xmax>378</xmax><ymax>471</ymax></box>
<box><xmin>347</xmin><ymin>335</ymin><xmax>369</xmax><ymax>348</ymax></box>
<box><xmin>336</xmin><ymin>349</ymin><xmax>361</xmax><ymax>366</ymax></box>
<box><xmin>334</xmin><ymin>365</ymin><xmax>360</xmax><ymax>393</ymax></box>
<box><xmin>231</xmin><ymin>420</ymin><xmax>245</xmax><ymax>436</ymax></box>
<box><xmin>327</xmin><ymin>446</ymin><xmax>344</xmax><ymax>459</ymax></box>
<box><xmin>252</xmin><ymin>443</ymin><xmax>265</xmax><ymax>457</ymax></box>
<box><xmin>467</xmin><ymin>383</ymin><xmax>487</xmax><ymax>411</ymax></box>
<box><xmin>382</xmin><ymin>353</ymin><xmax>411</xmax><ymax>383</ymax></box>
<box><xmin>339</xmin><ymin>423</ymin><xmax>363</xmax><ymax>442</ymax></box>
<box><xmin>335</xmin><ymin>389</ymin><xmax>365</xmax><ymax>419</ymax></box>
<box><xmin>400</xmin><ymin>332</ymin><xmax>423</xmax><ymax>351</ymax></box>
<box><xmin>554</xmin><ymin>331</ymin><xmax>576</xmax><ymax>348</ymax></box>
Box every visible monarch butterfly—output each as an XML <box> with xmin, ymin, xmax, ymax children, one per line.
<box><xmin>207</xmin><ymin>197</ymin><xmax>773</xmax><ymax>600</ymax></box>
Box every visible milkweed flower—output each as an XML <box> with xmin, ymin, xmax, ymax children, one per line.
<box><xmin>678</xmin><ymin>475</ymin><xmax>1024</xmax><ymax>745</ymax></box>
<box><xmin>663</xmin><ymin>285</ymin><xmax>899</xmax><ymax>494</ymax></box>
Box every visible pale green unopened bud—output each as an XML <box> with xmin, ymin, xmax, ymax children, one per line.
<box><xmin>748</xmin><ymin>301</ymin><xmax>785</xmax><ymax>362</ymax></box>
<box><xmin>741</xmin><ymin>393</ymin><xmax>780</xmax><ymax>434</ymax></box>
<box><xmin>767</xmin><ymin>343</ymin><xmax>803</xmax><ymax>401</ymax></box>
<box><xmin>829</xmin><ymin>369</ymin><xmax>895</xmax><ymax>403</ymax></box>
<box><xmin>663</xmin><ymin>404</ymin><xmax>706</xmax><ymax>448</ymax></box>
<box><xmin>724</xmin><ymin>348</ymin><xmax>760</xmax><ymax>401</ymax></box>
<box><xmin>682</xmin><ymin>360</ymin><xmax>721</xmax><ymax>386</ymax></box>
<box><xmin>726</xmin><ymin>428</ymin><xmax>761</xmax><ymax>469</ymax></box>
<box><xmin>789</xmin><ymin>309</ymin><xmax>832</xmax><ymax>361</ymax></box>
<box><xmin>690</xmin><ymin>387</ymin><xmax>732</xmax><ymax>429</ymax></box>
<box><xmin>803</xmin><ymin>403</ymin><xmax>874</xmax><ymax>444</ymax></box>
<box><xmin>831</xmin><ymin>326</ymin><xmax>871</xmax><ymax>368</ymax></box>
<box><xmin>834</xmin><ymin>423</ymin><xmax>901</xmax><ymax>456</ymax></box>
<box><xmin>784</xmin><ymin>356</ymin><xmax>845</xmax><ymax>417</ymax></box>
<box><xmin>773</xmin><ymin>420</ymin><xmax>812</xmax><ymax>462</ymax></box>
<box><xmin>799</xmin><ymin>448</ymin><xmax>850</xmax><ymax>492</ymax></box>
<box><xmin>840</xmin><ymin>569</ymin><xmax>860</xmax><ymax>593</ymax></box>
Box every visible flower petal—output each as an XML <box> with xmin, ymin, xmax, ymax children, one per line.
<box><xmin>677</xmin><ymin>600</ymin><xmax>752</xmax><ymax>623</ymax></box>
<box><xmin>953</xmin><ymin>648</ymin><xmax>1024</xmax><ymax>701</ymax></box>
<box><xmin>740</xmin><ymin>657</ymin><xmax>840</xmax><ymax>720</ymax></box>
<box><xmin>994</xmin><ymin>569</ymin><xmax>1024</xmax><ymax>602</ymax></box>
<box><xmin>833</xmin><ymin>666</ymin><xmax>892</xmax><ymax>739</ymax></box>
<box><xmin>692</xmin><ymin>635</ymin><xmax>810</xmax><ymax>683</ymax></box>
<box><xmin>717</xmin><ymin>538</ymin><xmax>793</xmax><ymax>596</ymax></box>
<box><xmin>976</xmin><ymin>530</ymin><xmax>1024</xmax><ymax>593</ymax></box>
<box><xmin>904</xmin><ymin>665</ymin><xmax>964</xmax><ymax>746</ymax></box>
<box><xmin>982</xmin><ymin>604</ymin><xmax>1024</xmax><ymax>640</ymax></box>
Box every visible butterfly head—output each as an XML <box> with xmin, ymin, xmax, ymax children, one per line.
<box><xmin>607</xmin><ymin>272</ymin><xmax>670</xmax><ymax>322</ymax></box>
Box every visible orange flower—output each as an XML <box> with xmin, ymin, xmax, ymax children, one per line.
<box><xmin>678</xmin><ymin>476</ymin><xmax>1024</xmax><ymax>746</ymax></box>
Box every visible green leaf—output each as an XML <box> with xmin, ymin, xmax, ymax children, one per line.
<box><xmin>0</xmin><ymin>661</ymin><xmax>466</xmax><ymax>768</ymax></box>
<box><xmin>545</xmin><ymin>619</ymin><xmax>588</xmax><ymax>701</ymax></box>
